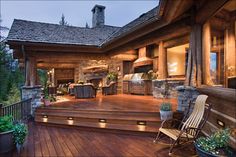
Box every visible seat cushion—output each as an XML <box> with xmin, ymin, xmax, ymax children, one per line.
<box><xmin>159</xmin><ymin>128</ymin><xmax>194</xmax><ymax>141</ymax></box>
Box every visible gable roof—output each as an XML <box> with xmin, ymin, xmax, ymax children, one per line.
<box><xmin>7</xmin><ymin>20</ymin><xmax>120</xmax><ymax>46</ymax></box>
<box><xmin>102</xmin><ymin>6</ymin><xmax>159</xmax><ymax>45</ymax></box>
<box><xmin>7</xmin><ymin>6</ymin><xmax>159</xmax><ymax>47</ymax></box>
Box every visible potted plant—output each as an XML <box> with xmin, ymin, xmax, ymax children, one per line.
<box><xmin>194</xmin><ymin>128</ymin><xmax>234</xmax><ymax>157</ymax></box>
<box><xmin>107</xmin><ymin>72</ymin><xmax>117</xmax><ymax>84</ymax></box>
<box><xmin>43</xmin><ymin>95</ymin><xmax>50</xmax><ymax>106</ymax></box>
<box><xmin>13</xmin><ymin>123</ymin><xmax>28</xmax><ymax>154</ymax></box>
<box><xmin>159</xmin><ymin>102</ymin><xmax>173</xmax><ymax>121</ymax></box>
<box><xmin>0</xmin><ymin>116</ymin><xmax>14</xmax><ymax>154</ymax></box>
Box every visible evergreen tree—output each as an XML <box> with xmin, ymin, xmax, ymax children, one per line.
<box><xmin>59</xmin><ymin>14</ymin><xmax>69</xmax><ymax>26</ymax></box>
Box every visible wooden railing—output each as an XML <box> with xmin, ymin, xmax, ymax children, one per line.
<box><xmin>0</xmin><ymin>98</ymin><xmax>32</xmax><ymax>121</ymax></box>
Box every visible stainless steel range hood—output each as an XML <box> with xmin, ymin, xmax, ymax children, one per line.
<box><xmin>133</xmin><ymin>47</ymin><xmax>153</xmax><ymax>67</ymax></box>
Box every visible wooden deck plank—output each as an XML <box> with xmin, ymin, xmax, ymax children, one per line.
<box><xmin>50</xmin><ymin>94</ymin><xmax>177</xmax><ymax>112</ymax></box>
<box><xmin>57</xmin><ymin>127</ymin><xmax>80</xmax><ymax>156</ymax></box>
<box><xmin>65</xmin><ymin>129</ymin><xmax>90</xmax><ymax>157</ymax></box>
<box><xmin>43</xmin><ymin>125</ymin><xmax>58</xmax><ymax>157</ymax></box>
<box><xmin>33</xmin><ymin>124</ymin><xmax>42</xmax><ymax>157</ymax></box>
<box><xmin>51</xmin><ymin>127</ymin><xmax>74</xmax><ymax>156</ymax></box>
<box><xmin>38</xmin><ymin>125</ymin><xmax>50</xmax><ymax>157</ymax></box>
<box><xmin>11</xmin><ymin>121</ymin><xmax>196</xmax><ymax>157</ymax></box>
<box><xmin>47</xmin><ymin>126</ymin><xmax>65</xmax><ymax>156</ymax></box>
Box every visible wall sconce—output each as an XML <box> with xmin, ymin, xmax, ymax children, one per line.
<box><xmin>43</xmin><ymin>115</ymin><xmax>48</xmax><ymax>122</ymax></box>
<box><xmin>67</xmin><ymin>117</ymin><xmax>74</xmax><ymax>125</ymax></box>
<box><xmin>117</xmin><ymin>66</ymin><xmax>120</xmax><ymax>71</ymax></box>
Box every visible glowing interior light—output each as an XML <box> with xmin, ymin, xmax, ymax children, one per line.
<box><xmin>67</xmin><ymin>117</ymin><xmax>74</xmax><ymax>125</ymax></box>
<box><xmin>43</xmin><ymin>115</ymin><xmax>48</xmax><ymax>122</ymax></box>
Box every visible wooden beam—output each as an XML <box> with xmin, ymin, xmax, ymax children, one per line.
<box><xmin>209</xmin><ymin>16</ymin><xmax>229</xmax><ymax>30</ymax></box>
<box><xmin>196</xmin><ymin>0</ymin><xmax>229</xmax><ymax>24</ymax></box>
<box><xmin>8</xmin><ymin>41</ymin><xmax>102</xmax><ymax>53</ymax></box>
<box><xmin>163</xmin><ymin>35</ymin><xmax>189</xmax><ymax>48</ymax></box>
<box><xmin>162</xmin><ymin>0</ymin><xmax>193</xmax><ymax>22</ymax></box>
<box><xmin>108</xmin><ymin>19</ymin><xmax>191</xmax><ymax>56</ymax></box>
<box><xmin>102</xmin><ymin>20</ymin><xmax>168</xmax><ymax>52</ymax></box>
<box><xmin>32</xmin><ymin>52</ymin><xmax>110</xmax><ymax>63</ymax></box>
<box><xmin>37</xmin><ymin>63</ymin><xmax>77</xmax><ymax>69</ymax></box>
<box><xmin>110</xmin><ymin>54</ymin><xmax>137</xmax><ymax>61</ymax></box>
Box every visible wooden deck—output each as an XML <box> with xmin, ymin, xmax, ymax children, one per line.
<box><xmin>50</xmin><ymin>94</ymin><xmax>177</xmax><ymax>111</ymax></box>
<box><xmin>35</xmin><ymin>94</ymin><xmax>178</xmax><ymax>133</ymax></box>
<box><xmin>5</xmin><ymin>121</ymin><xmax>197</xmax><ymax>157</ymax></box>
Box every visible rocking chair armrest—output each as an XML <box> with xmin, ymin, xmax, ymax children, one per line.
<box><xmin>183</xmin><ymin>127</ymin><xmax>202</xmax><ymax>139</ymax></box>
<box><xmin>161</xmin><ymin>118</ymin><xmax>183</xmax><ymax>128</ymax></box>
<box><xmin>185</xmin><ymin>127</ymin><xmax>201</xmax><ymax>132</ymax></box>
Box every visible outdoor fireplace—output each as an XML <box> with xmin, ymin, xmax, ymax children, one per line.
<box><xmin>89</xmin><ymin>78</ymin><xmax>103</xmax><ymax>89</ymax></box>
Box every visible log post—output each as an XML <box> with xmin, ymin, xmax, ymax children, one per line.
<box><xmin>158</xmin><ymin>41</ymin><xmax>167</xmax><ymax>79</ymax></box>
<box><xmin>202</xmin><ymin>21</ymin><xmax>214</xmax><ymax>85</ymax></box>
<box><xmin>25</xmin><ymin>56</ymin><xmax>37</xmax><ymax>86</ymax></box>
<box><xmin>224</xmin><ymin>21</ymin><xmax>236</xmax><ymax>87</ymax></box>
<box><xmin>186</xmin><ymin>24</ymin><xmax>203</xmax><ymax>87</ymax></box>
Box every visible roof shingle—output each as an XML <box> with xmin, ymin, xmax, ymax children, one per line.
<box><xmin>7</xmin><ymin>20</ymin><xmax>120</xmax><ymax>46</ymax></box>
<box><xmin>7</xmin><ymin>6</ymin><xmax>159</xmax><ymax>47</ymax></box>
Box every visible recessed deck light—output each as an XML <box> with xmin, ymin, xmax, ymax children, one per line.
<box><xmin>137</xmin><ymin>121</ymin><xmax>146</xmax><ymax>125</ymax></box>
<box><xmin>42</xmin><ymin>115</ymin><xmax>48</xmax><ymax>122</ymax></box>
<box><xmin>67</xmin><ymin>117</ymin><xmax>74</xmax><ymax>125</ymax></box>
<box><xmin>99</xmin><ymin>119</ymin><xmax>107</xmax><ymax>123</ymax></box>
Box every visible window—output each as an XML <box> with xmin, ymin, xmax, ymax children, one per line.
<box><xmin>206</xmin><ymin>3</ymin><xmax>236</xmax><ymax>89</ymax></box>
<box><xmin>167</xmin><ymin>44</ymin><xmax>189</xmax><ymax>77</ymax></box>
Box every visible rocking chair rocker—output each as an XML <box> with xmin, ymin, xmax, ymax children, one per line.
<box><xmin>153</xmin><ymin>94</ymin><xmax>211</xmax><ymax>155</ymax></box>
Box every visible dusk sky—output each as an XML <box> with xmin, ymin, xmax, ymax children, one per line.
<box><xmin>0</xmin><ymin>0</ymin><xmax>159</xmax><ymax>38</ymax></box>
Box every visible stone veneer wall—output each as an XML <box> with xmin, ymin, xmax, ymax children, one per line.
<box><xmin>176</xmin><ymin>86</ymin><xmax>199</xmax><ymax>114</ymax></box>
<box><xmin>152</xmin><ymin>79</ymin><xmax>184</xmax><ymax>98</ymax></box>
<box><xmin>74</xmin><ymin>59</ymin><xmax>123</xmax><ymax>93</ymax></box>
<box><xmin>21</xmin><ymin>86</ymin><xmax>42</xmax><ymax>115</ymax></box>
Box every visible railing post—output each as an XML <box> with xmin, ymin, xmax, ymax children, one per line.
<box><xmin>0</xmin><ymin>104</ymin><xmax>3</xmax><ymax>117</ymax></box>
<box><xmin>20</xmin><ymin>101</ymin><xmax>23</xmax><ymax>120</ymax></box>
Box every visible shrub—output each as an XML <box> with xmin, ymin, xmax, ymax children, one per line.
<box><xmin>13</xmin><ymin>123</ymin><xmax>28</xmax><ymax>145</ymax></box>
<box><xmin>196</xmin><ymin>128</ymin><xmax>231</xmax><ymax>155</ymax></box>
<box><xmin>160</xmin><ymin>102</ymin><xmax>172</xmax><ymax>111</ymax></box>
<box><xmin>0</xmin><ymin>116</ymin><xmax>14</xmax><ymax>132</ymax></box>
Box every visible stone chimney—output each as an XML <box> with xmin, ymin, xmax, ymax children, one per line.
<box><xmin>92</xmin><ymin>5</ymin><xmax>105</xmax><ymax>28</ymax></box>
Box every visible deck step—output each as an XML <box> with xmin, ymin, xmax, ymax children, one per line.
<box><xmin>35</xmin><ymin>107</ymin><xmax>161</xmax><ymax>134</ymax></box>
<box><xmin>35</xmin><ymin>118</ymin><xmax>159</xmax><ymax>135</ymax></box>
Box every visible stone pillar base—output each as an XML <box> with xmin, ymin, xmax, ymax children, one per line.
<box><xmin>21</xmin><ymin>85</ymin><xmax>42</xmax><ymax>116</ymax></box>
<box><xmin>176</xmin><ymin>86</ymin><xmax>199</xmax><ymax>115</ymax></box>
<box><xmin>152</xmin><ymin>79</ymin><xmax>184</xmax><ymax>98</ymax></box>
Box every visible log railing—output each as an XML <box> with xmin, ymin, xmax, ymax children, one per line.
<box><xmin>0</xmin><ymin>98</ymin><xmax>32</xmax><ymax>121</ymax></box>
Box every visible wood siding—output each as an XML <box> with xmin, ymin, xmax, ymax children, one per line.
<box><xmin>197</xmin><ymin>86</ymin><xmax>236</xmax><ymax>149</ymax></box>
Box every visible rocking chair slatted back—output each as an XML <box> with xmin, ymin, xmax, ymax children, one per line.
<box><xmin>181</xmin><ymin>95</ymin><xmax>208</xmax><ymax>136</ymax></box>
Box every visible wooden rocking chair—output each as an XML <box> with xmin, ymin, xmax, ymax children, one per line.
<box><xmin>153</xmin><ymin>95</ymin><xmax>211</xmax><ymax>155</ymax></box>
